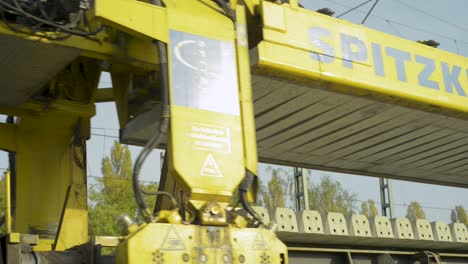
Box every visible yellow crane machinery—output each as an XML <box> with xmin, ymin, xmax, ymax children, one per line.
<box><xmin>0</xmin><ymin>0</ymin><xmax>467</xmax><ymax>263</ymax></box>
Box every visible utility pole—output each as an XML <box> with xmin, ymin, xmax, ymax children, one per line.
<box><xmin>380</xmin><ymin>178</ymin><xmax>394</xmax><ymax>218</ymax></box>
<box><xmin>294</xmin><ymin>168</ymin><xmax>310</xmax><ymax>211</ymax></box>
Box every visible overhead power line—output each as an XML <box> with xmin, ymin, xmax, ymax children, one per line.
<box><xmin>392</xmin><ymin>0</ymin><xmax>468</xmax><ymax>34</ymax></box>
<box><xmin>91</xmin><ymin>133</ymin><xmax>119</xmax><ymax>139</ymax></box>
<box><xmin>385</xmin><ymin>19</ymin><xmax>403</xmax><ymax>37</ymax></box>
<box><xmin>353</xmin><ymin>198</ymin><xmax>454</xmax><ymax>212</ymax></box>
<box><xmin>336</xmin><ymin>0</ymin><xmax>372</xmax><ymax>18</ymax></box>
<box><xmin>92</xmin><ymin>127</ymin><xmax>119</xmax><ymax>131</ymax></box>
<box><xmin>454</xmin><ymin>40</ymin><xmax>460</xmax><ymax>55</ymax></box>
<box><xmin>280</xmin><ymin>192</ymin><xmax>456</xmax><ymax>212</ymax></box>
<box><xmin>324</xmin><ymin>0</ymin><xmax>468</xmax><ymax>47</ymax></box>
<box><xmin>361</xmin><ymin>0</ymin><xmax>380</xmax><ymax>24</ymax></box>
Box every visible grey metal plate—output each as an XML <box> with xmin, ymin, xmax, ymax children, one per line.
<box><xmin>253</xmin><ymin>74</ymin><xmax>468</xmax><ymax>187</ymax></box>
<box><xmin>0</xmin><ymin>35</ymin><xmax>79</xmax><ymax>106</ymax></box>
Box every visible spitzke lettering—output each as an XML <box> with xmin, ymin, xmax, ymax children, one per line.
<box><xmin>308</xmin><ymin>26</ymin><xmax>468</xmax><ymax>98</ymax></box>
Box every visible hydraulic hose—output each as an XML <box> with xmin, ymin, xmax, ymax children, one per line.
<box><xmin>239</xmin><ymin>170</ymin><xmax>265</xmax><ymax>227</ymax></box>
<box><xmin>132</xmin><ymin>0</ymin><xmax>170</xmax><ymax>223</ymax></box>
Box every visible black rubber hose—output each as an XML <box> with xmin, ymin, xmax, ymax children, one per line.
<box><xmin>239</xmin><ymin>170</ymin><xmax>265</xmax><ymax>227</ymax></box>
<box><xmin>140</xmin><ymin>189</ymin><xmax>178</xmax><ymax>209</ymax></box>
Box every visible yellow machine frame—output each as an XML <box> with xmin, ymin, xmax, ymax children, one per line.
<box><xmin>0</xmin><ymin>0</ymin><xmax>468</xmax><ymax>263</ymax></box>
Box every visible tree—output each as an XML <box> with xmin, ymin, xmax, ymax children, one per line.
<box><xmin>451</xmin><ymin>205</ymin><xmax>468</xmax><ymax>224</ymax></box>
<box><xmin>308</xmin><ymin>176</ymin><xmax>358</xmax><ymax>216</ymax></box>
<box><xmin>260</xmin><ymin>167</ymin><xmax>293</xmax><ymax>212</ymax></box>
<box><xmin>88</xmin><ymin>141</ymin><xmax>158</xmax><ymax>237</ymax></box>
<box><xmin>406</xmin><ymin>201</ymin><xmax>426</xmax><ymax>221</ymax></box>
<box><xmin>451</xmin><ymin>209</ymin><xmax>458</xmax><ymax>223</ymax></box>
<box><xmin>360</xmin><ymin>199</ymin><xmax>378</xmax><ymax>218</ymax></box>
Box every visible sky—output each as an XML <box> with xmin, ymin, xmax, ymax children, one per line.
<box><xmin>2</xmin><ymin>0</ymin><xmax>468</xmax><ymax>223</ymax></box>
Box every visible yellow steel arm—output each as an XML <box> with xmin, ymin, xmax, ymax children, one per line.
<box><xmin>0</xmin><ymin>123</ymin><xmax>17</xmax><ymax>152</ymax></box>
<box><xmin>257</xmin><ymin>1</ymin><xmax>468</xmax><ymax>115</ymax></box>
<box><xmin>95</xmin><ymin>0</ymin><xmax>168</xmax><ymax>43</ymax></box>
<box><xmin>0</xmin><ymin>19</ymin><xmax>158</xmax><ymax>70</ymax></box>
<box><xmin>235</xmin><ymin>4</ymin><xmax>259</xmax><ymax>201</ymax></box>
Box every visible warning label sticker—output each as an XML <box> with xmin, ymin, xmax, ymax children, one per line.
<box><xmin>188</xmin><ymin>123</ymin><xmax>231</xmax><ymax>153</ymax></box>
<box><xmin>200</xmin><ymin>153</ymin><xmax>223</xmax><ymax>177</ymax></box>
<box><xmin>160</xmin><ymin>225</ymin><xmax>186</xmax><ymax>251</ymax></box>
<box><xmin>252</xmin><ymin>232</ymin><xmax>267</xmax><ymax>250</ymax></box>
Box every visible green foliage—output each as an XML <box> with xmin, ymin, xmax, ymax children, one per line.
<box><xmin>308</xmin><ymin>175</ymin><xmax>358</xmax><ymax>216</ymax></box>
<box><xmin>451</xmin><ymin>205</ymin><xmax>468</xmax><ymax>224</ymax></box>
<box><xmin>406</xmin><ymin>201</ymin><xmax>426</xmax><ymax>221</ymax></box>
<box><xmin>88</xmin><ymin>141</ymin><xmax>158</xmax><ymax>237</ymax></box>
<box><xmin>360</xmin><ymin>199</ymin><xmax>378</xmax><ymax>218</ymax></box>
<box><xmin>256</xmin><ymin>170</ymin><xmax>358</xmax><ymax>216</ymax></box>
<box><xmin>259</xmin><ymin>167</ymin><xmax>293</xmax><ymax>212</ymax></box>
<box><xmin>451</xmin><ymin>209</ymin><xmax>457</xmax><ymax>223</ymax></box>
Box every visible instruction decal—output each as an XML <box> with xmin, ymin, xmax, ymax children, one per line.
<box><xmin>188</xmin><ymin>122</ymin><xmax>231</xmax><ymax>153</ymax></box>
<box><xmin>200</xmin><ymin>153</ymin><xmax>223</xmax><ymax>178</ymax></box>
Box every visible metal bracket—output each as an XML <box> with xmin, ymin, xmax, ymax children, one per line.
<box><xmin>413</xmin><ymin>251</ymin><xmax>442</xmax><ymax>264</ymax></box>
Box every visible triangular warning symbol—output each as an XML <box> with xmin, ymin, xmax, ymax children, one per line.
<box><xmin>252</xmin><ymin>231</ymin><xmax>267</xmax><ymax>250</ymax></box>
<box><xmin>160</xmin><ymin>225</ymin><xmax>186</xmax><ymax>251</ymax></box>
<box><xmin>200</xmin><ymin>153</ymin><xmax>223</xmax><ymax>177</ymax></box>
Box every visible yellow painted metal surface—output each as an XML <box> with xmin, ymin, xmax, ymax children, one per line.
<box><xmin>235</xmin><ymin>5</ymin><xmax>259</xmax><ymax>201</ymax></box>
<box><xmin>169</xmin><ymin>107</ymin><xmax>244</xmax><ymax>207</ymax></box>
<box><xmin>116</xmin><ymin>223</ymin><xmax>288</xmax><ymax>264</ymax></box>
<box><xmin>96</xmin><ymin>0</ymin><xmax>234</xmax><ymax>42</ymax></box>
<box><xmin>95</xmin><ymin>0</ymin><xmax>168</xmax><ymax>42</ymax></box>
<box><xmin>166</xmin><ymin>1</ymin><xmax>244</xmax><ymax>210</ymax></box>
<box><xmin>1</xmin><ymin>10</ymin><xmax>100</xmax><ymax>249</ymax></box>
<box><xmin>33</xmin><ymin>239</ymin><xmax>55</xmax><ymax>252</ymax></box>
<box><xmin>7</xmin><ymin>0</ymin><xmax>468</xmax><ymax>258</ymax></box>
<box><xmin>5</xmin><ymin>171</ymin><xmax>12</xmax><ymax>234</ymax></box>
<box><xmin>13</xmin><ymin>105</ymin><xmax>93</xmax><ymax>249</ymax></box>
<box><xmin>98</xmin><ymin>0</ymin><xmax>244</xmax><ymax>210</ymax></box>
<box><xmin>54</xmin><ymin>185</ymin><xmax>88</xmax><ymax>251</ymax></box>
<box><xmin>0</xmin><ymin>123</ymin><xmax>17</xmax><ymax>152</ymax></box>
<box><xmin>0</xmin><ymin>24</ymin><xmax>158</xmax><ymax>70</ymax></box>
<box><xmin>9</xmin><ymin>233</ymin><xmax>20</xmax><ymax>244</ymax></box>
<box><xmin>258</xmin><ymin>1</ymin><xmax>468</xmax><ymax>115</ymax></box>
<box><xmin>111</xmin><ymin>71</ymin><xmax>132</xmax><ymax>128</ymax></box>
<box><xmin>0</xmin><ymin>99</ymin><xmax>95</xmax><ymax>119</ymax></box>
